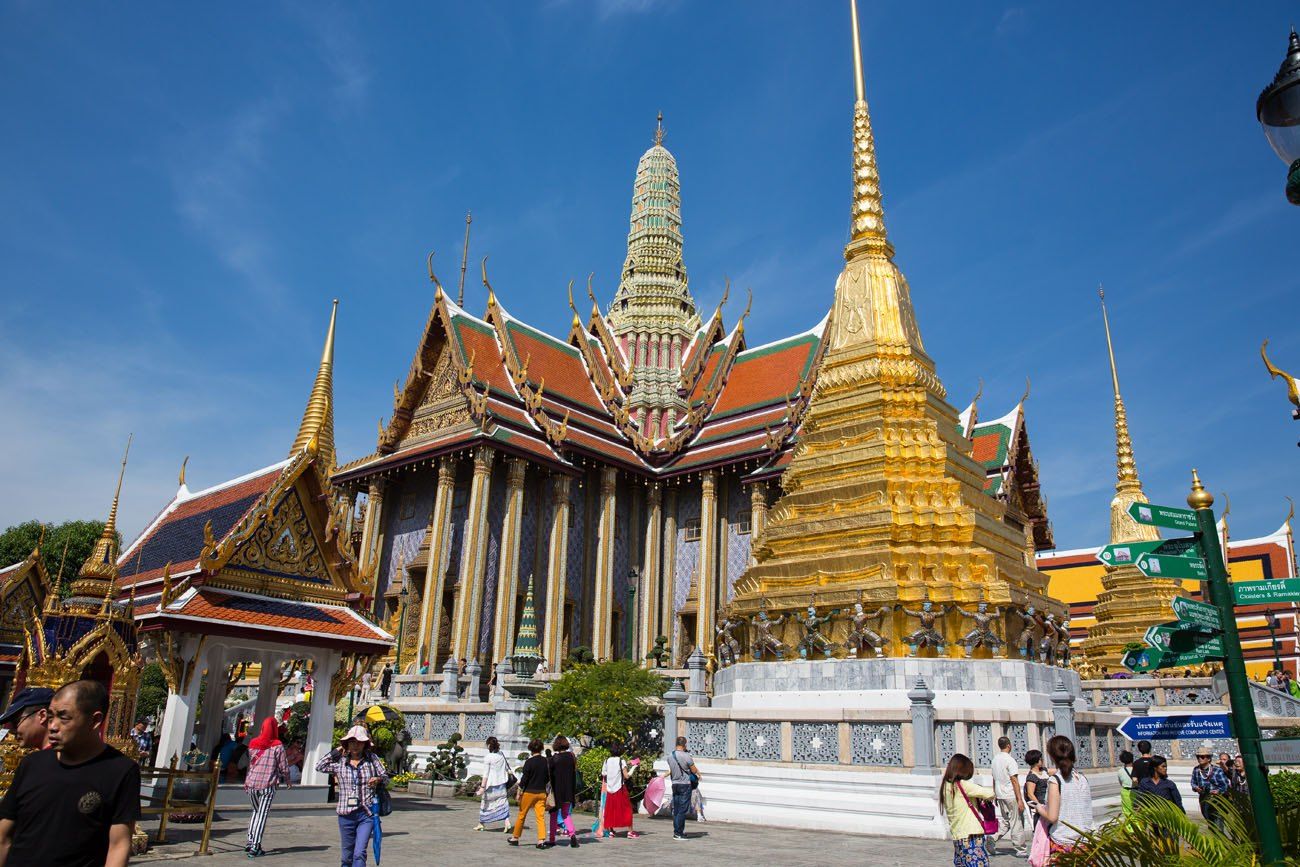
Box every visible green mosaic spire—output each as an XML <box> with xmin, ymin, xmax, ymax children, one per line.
<box><xmin>514</xmin><ymin>576</ymin><xmax>541</xmax><ymax>660</ymax></box>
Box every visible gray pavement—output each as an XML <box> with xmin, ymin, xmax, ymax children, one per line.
<box><xmin>136</xmin><ymin>793</ymin><xmax>1030</xmax><ymax>866</ymax></box>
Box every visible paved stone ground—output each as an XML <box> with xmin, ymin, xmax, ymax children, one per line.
<box><xmin>136</xmin><ymin>793</ymin><xmax>1029</xmax><ymax>866</ymax></box>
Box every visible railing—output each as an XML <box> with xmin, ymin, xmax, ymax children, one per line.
<box><xmin>139</xmin><ymin>756</ymin><xmax>222</xmax><ymax>855</ymax></box>
<box><xmin>1249</xmin><ymin>680</ymin><xmax>1300</xmax><ymax>718</ymax></box>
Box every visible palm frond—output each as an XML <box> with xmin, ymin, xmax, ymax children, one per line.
<box><xmin>1051</xmin><ymin>797</ymin><xmax>1263</xmax><ymax>867</ymax></box>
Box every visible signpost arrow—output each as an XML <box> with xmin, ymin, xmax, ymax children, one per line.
<box><xmin>1128</xmin><ymin>501</ymin><xmax>1200</xmax><ymax>532</ymax></box>
<box><xmin>1144</xmin><ymin>621</ymin><xmax>1218</xmax><ymax>651</ymax></box>
<box><xmin>1135</xmin><ymin>552</ymin><xmax>1208</xmax><ymax>581</ymax></box>
<box><xmin>1172</xmin><ymin>595</ymin><xmax>1222</xmax><ymax>631</ymax></box>
<box><xmin>1169</xmin><ymin>631</ymin><xmax>1224</xmax><ymax>655</ymax></box>
<box><xmin>1118</xmin><ymin>713</ymin><xmax>1233</xmax><ymax>741</ymax></box>
<box><xmin>1099</xmin><ymin>538</ymin><xmax>1199</xmax><ymax>566</ymax></box>
<box><xmin>1232</xmin><ymin>578</ymin><xmax>1300</xmax><ymax>606</ymax></box>
<box><xmin>1122</xmin><ymin>647</ymin><xmax>1161</xmax><ymax>673</ymax></box>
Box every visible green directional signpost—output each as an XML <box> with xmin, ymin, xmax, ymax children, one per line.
<box><xmin>1117</xmin><ymin>476</ymin><xmax>1282</xmax><ymax>863</ymax></box>
<box><xmin>1233</xmin><ymin>578</ymin><xmax>1300</xmax><ymax>606</ymax></box>
<box><xmin>1134</xmin><ymin>551</ymin><xmax>1208</xmax><ymax>581</ymax></box>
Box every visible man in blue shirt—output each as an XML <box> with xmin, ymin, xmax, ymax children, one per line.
<box><xmin>1191</xmin><ymin>749</ymin><xmax>1229</xmax><ymax>830</ymax></box>
<box><xmin>1137</xmin><ymin>756</ymin><xmax>1184</xmax><ymax>813</ymax></box>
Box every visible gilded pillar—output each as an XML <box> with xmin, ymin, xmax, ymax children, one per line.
<box><xmin>417</xmin><ymin>459</ymin><xmax>457</xmax><ymax>669</ymax></box>
<box><xmin>696</xmin><ymin>470</ymin><xmax>718</xmax><ymax>653</ymax></box>
<box><xmin>591</xmin><ymin>466</ymin><xmax>618</xmax><ymax>660</ymax></box>
<box><xmin>542</xmin><ymin>475</ymin><xmax>572</xmax><ymax>670</ymax></box>
<box><xmin>750</xmin><ymin>481</ymin><xmax>769</xmax><ymax>565</ymax></box>
<box><xmin>491</xmin><ymin>459</ymin><xmax>528</xmax><ymax>666</ymax></box>
<box><xmin>358</xmin><ymin>480</ymin><xmax>386</xmax><ymax>593</ymax></box>
<box><xmin>661</xmin><ymin>489</ymin><xmax>678</xmax><ymax>649</ymax></box>
<box><xmin>451</xmin><ymin>446</ymin><xmax>495</xmax><ymax>662</ymax></box>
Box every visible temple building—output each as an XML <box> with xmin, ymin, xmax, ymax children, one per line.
<box><xmin>0</xmin><ymin>540</ymin><xmax>49</xmax><ymax>705</ymax></box>
<box><xmin>331</xmin><ymin>43</ymin><xmax>1063</xmax><ymax>685</ymax></box>
<box><xmin>115</xmin><ymin>303</ymin><xmax>393</xmax><ymax>776</ymax></box>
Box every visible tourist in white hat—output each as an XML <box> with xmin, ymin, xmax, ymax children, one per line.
<box><xmin>315</xmin><ymin>724</ymin><xmax>389</xmax><ymax>867</ymax></box>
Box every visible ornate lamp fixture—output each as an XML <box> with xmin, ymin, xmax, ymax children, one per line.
<box><xmin>1256</xmin><ymin>28</ymin><xmax>1300</xmax><ymax>204</ymax></box>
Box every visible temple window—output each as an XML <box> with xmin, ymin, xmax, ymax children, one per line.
<box><xmin>736</xmin><ymin>511</ymin><xmax>752</xmax><ymax>535</ymax></box>
<box><xmin>684</xmin><ymin>517</ymin><xmax>701</xmax><ymax>542</ymax></box>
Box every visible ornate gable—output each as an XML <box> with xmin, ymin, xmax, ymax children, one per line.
<box><xmin>400</xmin><ymin>343</ymin><xmax>473</xmax><ymax>448</ymax></box>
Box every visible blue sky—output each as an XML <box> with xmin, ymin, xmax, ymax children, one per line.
<box><xmin>2</xmin><ymin>1</ymin><xmax>1297</xmax><ymax>552</ymax></box>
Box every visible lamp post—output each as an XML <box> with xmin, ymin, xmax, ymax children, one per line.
<box><xmin>1256</xmin><ymin>28</ymin><xmax>1300</xmax><ymax>204</ymax></box>
<box><xmin>395</xmin><ymin>584</ymin><xmax>410</xmax><ymax>675</ymax></box>
<box><xmin>628</xmin><ymin>568</ymin><xmax>639</xmax><ymax>663</ymax></box>
<box><xmin>1266</xmin><ymin>608</ymin><xmax>1284</xmax><ymax>673</ymax></box>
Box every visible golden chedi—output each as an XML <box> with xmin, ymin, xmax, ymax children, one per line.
<box><xmin>729</xmin><ymin>2</ymin><xmax>1063</xmax><ymax>654</ymax></box>
<box><xmin>1081</xmin><ymin>291</ymin><xmax>1186</xmax><ymax>667</ymax></box>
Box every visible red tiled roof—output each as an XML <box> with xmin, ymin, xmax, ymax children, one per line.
<box><xmin>451</xmin><ymin>316</ymin><xmax>514</xmax><ymax>396</ymax></box>
<box><xmin>117</xmin><ymin>464</ymin><xmax>286</xmax><ymax>588</ymax></box>
<box><xmin>503</xmin><ymin>321</ymin><xmax>606</xmax><ymax>412</ymax></box>
<box><xmin>707</xmin><ymin>334</ymin><xmax>818</xmax><ymax>420</ymax></box>
<box><xmin>146</xmin><ymin>588</ymin><xmax>391</xmax><ymax>648</ymax></box>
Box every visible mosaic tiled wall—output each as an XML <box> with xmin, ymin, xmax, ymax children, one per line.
<box><xmin>724</xmin><ymin>480</ymin><xmax>750</xmax><ymax>601</ymax></box>
<box><xmin>378</xmin><ymin>475</ymin><xmax>436</xmax><ymax>598</ymax></box>
<box><xmin>612</xmin><ymin>482</ymin><xmax>631</xmax><ymax>656</ymax></box>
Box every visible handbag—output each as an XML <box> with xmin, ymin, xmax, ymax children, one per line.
<box><xmin>1028</xmin><ymin>819</ymin><xmax>1051</xmax><ymax>867</ymax></box>
<box><xmin>374</xmin><ymin>759</ymin><xmax>393</xmax><ymax>817</ymax></box>
<box><xmin>957</xmin><ymin>781</ymin><xmax>999</xmax><ymax>836</ymax></box>
<box><xmin>545</xmin><ymin>784</ymin><xmax>557</xmax><ymax>810</ymax></box>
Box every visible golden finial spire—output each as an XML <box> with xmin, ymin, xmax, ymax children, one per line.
<box><xmin>458</xmin><ymin>211</ymin><xmax>472</xmax><ymax>307</ymax></box>
<box><xmin>289</xmin><ymin>300</ymin><xmax>338</xmax><ymax>467</ymax></box>
<box><xmin>847</xmin><ymin>0</ymin><xmax>890</xmax><ymax>257</ymax></box>
<box><xmin>655</xmin><ymin>111</ymin><xmax>664</xmax><ymax>146</ymax></box>
<box><xmin>178</xmin><ymin>455</ymin><xmax>189</xmax><ymax>489</ymax></box>
<box><xmin>1099</xmin><ymin>287</ymin><xmax>1141</xmax><ymax>494</ymax></box>
<box><xmin>73</xmin><ymin>434</ymin><xmax>132</xmax><ymax>596</ymax></box>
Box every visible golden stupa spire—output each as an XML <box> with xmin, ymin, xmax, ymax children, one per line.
<box><xmin>290</xmin><ymin>299</ymin><xmax>338</xmax><ymax>466</ymax></box>
<box><xmin>1099</xmin><ymin>288</ymin><xmax>1142</xmax><ymax>496</ymax></box>
<box><xmin>847</xmin><ymin>0</ymin><xmax>890</xmax><ymax>257</ymax></box>
<box><xmin>73</xmin><ymin>434</ymin><xmax>132</xmax><ymax>597</ymax></box>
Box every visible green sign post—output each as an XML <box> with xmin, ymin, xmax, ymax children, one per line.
<box><xmin>1127</xmin><ymin>500</ymin><xmax>1200</xmax><ymax>532</ymax></box>
<box><xmin>1171</xmin><ymin>595</ymin><xmax>1223</xmax><ymax>631</ymax></box>
<box><xmin>1134</xmin><ymin>552</ymin><xmax>1208</xmax><ymax>581</ymax></box>
<box><xmin>1098</xmin><ymin>537</ymin><xmax>1199</xmax><ymax>566</ymax></box>
<box><xmin>1233</xmin><ymin>578</ymin><xmax>1300</xmax><ymax>606</ymax></box>
<box><xmin>1184</xmin><ymin>473</ymin><xmax>1283</xmax><ymax>864</ymax></box>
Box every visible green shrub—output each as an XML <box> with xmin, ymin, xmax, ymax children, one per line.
<box><xmin>523</xmin><ymin>660</ymin><xmax>664</xmax><ymax>749</ymax></box>
<box><xmin>575</xmin><ymin>747</ymin><xmax>609</xmax><ymax>801</ymax></box>
<box><xmin>426</xmin><ymin>732</ymin><xmax>467</xmax><ymax>781</ymax></box>
<box><xmin>1271</xmin><ymin>770</ymin><xmax>1300</xmax><ymax>811</ymax></box>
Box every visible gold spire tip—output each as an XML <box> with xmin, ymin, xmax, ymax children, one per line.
<box><xmin>289</xmin><ymin>301</ymin><xmax>337</xmax><ymax>460</ymax></box>
<box><xmin>849</xmin><ymin>0</ymin><xmax>864</xmax><ymax>102</ymax></box>
<box><xmin>1188</xmin><ymin>468</ymin><xmax>1213</xmax><ymax>510</ymax></box>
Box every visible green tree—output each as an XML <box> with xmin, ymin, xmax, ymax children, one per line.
<box><xmin>136</xmin><ymin>663</ymin><xmax>168</xmax><ymax>724</ymax></box>
<box><xmin>0</xmin><ymin>519</ymin><xmax>115</xmax><ymax>596</ymax></box>
<box><xmin>522</xmin><ymin>660</ymin><xmax>662</xmax><ymax>749</ymax></box>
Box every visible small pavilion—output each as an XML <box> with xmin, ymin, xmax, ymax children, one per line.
<box><xmin>117</xmin><ymin>302</ymin><xmax>393</xmax><ymax>784</ymax></box>
<box><xmin>0</xmin><ymin>541</ymin><xmax>50</xmax><ymax>708</ymax></box>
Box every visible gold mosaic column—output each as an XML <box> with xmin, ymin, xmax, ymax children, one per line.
<box><xmin>542</xmin><ymin>475</ymin><xmax>572</xmax><ymax>670</ymax></box>
<box><xmin>591</xmin><ymin>466</ymin><xmax>618</xmax><ymax>660</ymax></box>
<box><xmin>491</xmin><ymin>459</ymin><xmax>528</xmax><ymax>666</ymax></box>
<box><xmin>358</xmin><ymin>480</ymin><xmax>386</xmax><ymax>582</ymax></box>
<box><xmin>639</xmin><ymin>483</ymin><xmax>663</xmax><ymax>664</ymax></box>
<box><xmin>418</xmin><ymin>459</ymin><xmax>456</xmax><ymax>668</ymax></box>
<box><xmin>661</xmin><ymin>489</ymin><xmax>678</xmax><ymax>651</ymax></box>
<box><xmin>750</xmin><ymin>482</ymin><xmax>769</xmax><ymax>565</ymax></box>
<box><xmin>696</xmin><ymin>470</ymin><xmax>718</xmax><ymax>652</ymax></box>
<box><xmin>451</xmin><ymin>446</ymin><xmax>495</xmax><ymax>662</ymax></box>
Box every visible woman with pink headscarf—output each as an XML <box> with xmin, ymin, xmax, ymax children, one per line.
<box><xmin>243</xmin><ymin>718</ymin><xmax>290</xmax><ymax>858</ymax></box>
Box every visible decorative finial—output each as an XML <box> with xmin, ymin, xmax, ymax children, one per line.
<box><xmin>655</xmin><ymin>111</ymin><xmax>664</xmax><ymax>146</ymax></box>
<box><xmin>458</xmin><ymin>211</ymin><xmax>472</xmax><ymax>306</ymax></box>
<box><xmin>1261</xmin><ymin>339</ymin><xmax>1300</xmax><ymax>410</ymax></box>
<box><xmin>1099</xmin><ymin>288</ymin><xmax>1141</xmax><ymax>493</ymax></box>
<box><xmin>480</xmin><ymin>255</ymin><xmax>495</xmax><ymax>306</ymax></box>
<box><xmin>567</xmin><ymin>279</ymin><xmax>578</xmax><ymax>317</ymax></box>
<box><xmin>1285</xmin><ymin>496</ymin><xmax>1295</xmax><ymax>530</ymax></box>
<box><xmin>586</xmin><ymin>272</ymin><xmax>598</xmax><ymax>308</ymax></box>
<box><xmin>972</xmin><ymin>378</ymin><xmax>984</xmax><ymax>406</ymax></box>
<box><xmin>720</xmin><ymin>276</ymin><xmax>730</xmax><ymax>309</ymax></box>
<box><xmin>73</xmin><ymin>434</ymin><xmax>132</xmax><ymax>595</ymax></box>
<box><xmin>1187</xmin><ymin>468</ymin><xmax>1214</xmax><ymax>511</ymax></box>
<box><xmin>846</xmin><ymin>0</ymin><xmax>890</xmax><ymax>255</ymax></box>
<box><xmin>178</xmin><ymin>455</ymin><xmax>189</xmax><ymax>489</ymax></box>
<box><xmin>289</xmin><ymin>300</ymin><xmax>338</xmax><ymax>467</ymax></box>
<box><xmin>1019</xmin><ymin>376</ymin><xmax>1031</xmax><ymax>406</ymax></box>
<box><xmin>428</xmin><ymin>251</ymin><xmax>445</xmax><ymax>299</ymax></box>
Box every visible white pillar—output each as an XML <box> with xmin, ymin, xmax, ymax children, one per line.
<box><xmin>193</xmin><ymin>645</ymin><xmax>227</xmax><ymax>753</ymax></box>
<box><xmin>254</xmin><ymin>653</ymin><xmax>280</xmax><ymax>725</ymax></box>
<box><xmin>154</xmin><ymin>636</ymin><xmax>203</xmax><ymax>767</ymax></box>
<box><xmin>301</xmin><ymin>650</ymin><xmax>341</xmax><ymax>786</ymax></box>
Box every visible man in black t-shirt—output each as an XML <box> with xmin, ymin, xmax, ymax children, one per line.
<box><xmin>1130</xmin><ymin>739</ymin><xmax>1155</xmax><ymax>784</ymax></box>
<box><xmin>0</xmin><ymin>680</ymin><xmax>140</xmax><ymax>867</ymax></box>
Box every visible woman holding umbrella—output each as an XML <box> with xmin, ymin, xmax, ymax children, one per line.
<box><xmin>316</xmin><ymin>725</ymin><xmax>390</xmax><ymax>867</ymax></box>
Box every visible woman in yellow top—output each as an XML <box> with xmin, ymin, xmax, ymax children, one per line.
<box><xmin>939</xmin><ymin>753</ymin><xmax>995</xmax><ymax>867</ymax></box>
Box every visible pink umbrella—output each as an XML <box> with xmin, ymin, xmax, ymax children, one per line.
<box><xmin>642</xmin><ymin>775</ymin><xmax>667</xmax><ymax>816</ymax></box>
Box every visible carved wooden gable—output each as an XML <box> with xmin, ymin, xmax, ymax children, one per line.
<box><xmin>224</xmin><ymin>483</ymin><xmax>333</xmax><ymax>587</ymax></box>
<box><xmin>401</xmin><ymin>344</ymin><xmax>472</xmax><ymax>448</ymax></box>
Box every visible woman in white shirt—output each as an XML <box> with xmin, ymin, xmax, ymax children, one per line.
<box><xmin>595</xmin><ymin>743</ymin><xmax>640</xmax><ymax>839</ymax></box>
<box><xmin>1033</xmin><ymin>735</ymin><xmax>1093</xmax><ymax>857</ymax></box>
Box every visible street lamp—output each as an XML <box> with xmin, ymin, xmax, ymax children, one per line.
<box><xmin>1256</xmin><ymin>28</ymin><xmax>1300</xmax><ymax>204</ymax></box>
<box><xmin>1266</xmin><ymin>608</ymin><xmax>1284</xmax><ymax>673</ymax></box>
<box><xmin>395</xmin><ymin>584</ymin><xmax>410</xmax><ymax>674</ymax></box>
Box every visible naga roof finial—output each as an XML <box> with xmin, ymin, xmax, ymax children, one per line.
<box><xmin>1261</xmin><ymin>338</ymin><xmax>1300</xmax><ymax>410</ymax></box>
<box><xmin>428</xmin><ymin>251</ymin><xmax>444</xmax><ymax>299</ymax></box>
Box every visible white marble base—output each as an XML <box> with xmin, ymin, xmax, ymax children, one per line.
<box><xmin>712</xmin><ymin>657</ymin><xmax>1084</xmax><ymax>712</ymax></box>
<box><xmin>662</xmin><ymin>760</ymin><xmax>1122</xmax><ymax>838</ymax></box>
